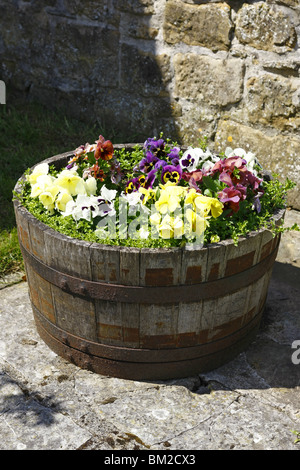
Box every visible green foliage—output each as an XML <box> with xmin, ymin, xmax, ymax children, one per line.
<box><xmin>114</xmin><ymin>145</ymin><xmax>145</xmax><ymax>179</ymax></box>
<box><xmin>204</xmin><ymin>177</ymin><xmax>298</xmax><ymax>245</ymax></box>
<box><xmin>291</xmin><ymin>430</ymin><xmax>300</xmax><ymax>444</ymax></box>
<box><xmin>0</xmin><ymin>228</ymin><xmax>24</xmax><ymax>276</ymax></box>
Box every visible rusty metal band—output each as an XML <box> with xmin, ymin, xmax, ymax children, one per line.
<box><xmin>20</xmin><ymin>241</ymin><xmax>279</xmax><ymax>304</ymax></box>
<box><xmin>32</xmin><ymin>301</ymin><xmax>263</xmax><ymax>370</ymax></box>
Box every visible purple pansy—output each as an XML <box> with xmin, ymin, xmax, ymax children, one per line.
<box><xmin>161</xmin><ymin>165</ymin><xmax>182</xmax><ymax>184</ymax></box>
<box><xmin>167</xmin><ymin>147</ymin><xmax>180</xmax><ymax>165</ymax></box>
<box><xmin>139</xmin><ymin>151</ymin><xmax>159</xmax><ymax>173</ymax></box>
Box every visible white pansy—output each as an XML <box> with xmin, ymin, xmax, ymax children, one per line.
<box><xmin>201</xmin><ymin>160</ymin><xmax>215</xmax><ymax>172</ymax></box>
<box><xmin>180</xmin><ymin>147</ymin><xmax>220</xmax><ymax>172</ymax></box>
<box><xmin>120</xmin><ymin>191</ymin><xmax>142</xmax><ymax>206</ymax></box>
<box><xmin>96</xmin><ymin>185</ymin><xmax>117</xmax><ymax>217</ymax></box>
<box><xmin>62</xmin><ymin>194</ymin><xmax>98</xmax><ymax>221</ymax></box>
<box><xmin>97</xmin><ymin>199</ymin><xmax>116</xmax><ymax>218</ymax></box>
<box><xmin>120</xmin><ymin>191</ymin><xmax>149</xmax><ymax>215</ymax></box>
<box><xmin>205</xmin><ymin>149</ymin><xmax>220</xmax><ymax>163</ymax></box>
<box><xmin>100</xmin><ymin>185</ymin><xmax>117</xmax><ymax>202</ymax></box>
<box><xmin>180</xmin><ymin>147</ymin><xmax>203</xmax><ymax>171</ymax></box>
<box><xmin>61</xmin><ymin>199</ymin><xmax>76</xmax><ymax>218</ymax></box>
<box><xmin>61</xmin><ymin>190</ymin><xmax>117</xmax><ymax>222</ymax></box>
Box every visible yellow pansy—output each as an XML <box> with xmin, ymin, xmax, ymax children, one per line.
<box><xmin>209</xmin><ymin>198</ymin><xmax>223</xmax><ymax>218</ymax></box>
<box><xmin>139</xmin><ymin>187</ymin><xmax>156</xmax><ymax>204</ymax></box>
<box><xmin>56</xmin><ymin>170</ymin><xmax>85</xmax><ymax>196</ymax></box>
<box><xmin>159</xmin><ymin>214</ymin><xmax>174</xmax><ymax>239</ymax></box>
<box><xmin>149</xmin><ymin>211</ymin><xmax>161</xmax><ymax>226</ymax></box>
<box><xmin>155</xmin><ymin>191</ymin><xmax>179</xmax><ymax>214</ymax></box>
<box><xmin>185</xmin><ymin>208</ymin><xmax>208</xmax><ymax>237</ymax></box>
<box><xmin>55</xmin><ymin>191</ymin><xmax>73</xmax><ymax>212</ymax></box>
<box><xmin>30</xmin><ymin>174</ymin><xmax>56</xmax><ymax>198</ymax></box>
<box><xmin>184</xmin><ymin>188</ymin><xmax>198</xmax><ymax>206</ymax></box>
<box><xmin>155</xmin><ymin>183</ymin><xmax>185</xmax><ymax>214</ymax></box>
<box><xmin>153</xmin><ymin>213</ymin><xmax>184</xmax><ymax>240</ymax></box>
<box><xmin>159</xmin><ymin>181</ymin><xmax>186</xmax><ymax>197</ymax></box>
<box><xmin>39</xmin><ymin>191</ymin><xmax>56</xmax><ymax>212</ymax></box>
<box><xmin>85</xmin><ymin>177</ymin><xmax>97</xmax><ymax>196</ymax></box>
<box><xmin>172</xmin><ymin>216</ymin><xmax>185</xmax><ymax>239</ymax></box>
<box><xmin>27</xmin><ymin>163</ymin><xmax>49</xmax><ymax>185</ymax></box>
<box><xmin>194</xmin><ymin>194</ymin><xmax>223</xmax><ymax>218</ymax></box>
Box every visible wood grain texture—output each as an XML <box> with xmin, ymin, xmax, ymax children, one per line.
<box><xmin>13</xmin><ymin>152</ymin><xmax>285</xmax><ymax>378</ymax></box>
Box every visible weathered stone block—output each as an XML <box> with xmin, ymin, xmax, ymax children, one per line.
<box><xmin>215</xmin><ymin>120</ymin><xmax>300</xmax><ymax>210</ymax></box>
<box><xmin>163</xmin><ymin>1</ymin><xmax>232</xmax><ymax>51</ymax></box>
<box><xmin>235</xmin><ymin>3</ymin><xmax>297</xmax><ymax>53</ymax></box>
<box><xmin>266</xmin><ymin>0</ymin><xmax>299</xmax><ymax>7</ymax></box>
<box><xmin>245</xmin><ymin>73</ymin><xmax>300</xmax><ymax>131</ymax></box>
<box><xmin>174</xmin><ymin>53</ymin><xmax>244</xmax><ymax>106</ymax></box>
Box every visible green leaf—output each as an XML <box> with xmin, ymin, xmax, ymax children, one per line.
<box><xmin>86</xmin><ymin>151</ymin><xmax>96</xmax><ymax>165</ymax></box>
<box><xmin>202</xmin><ymin>175</ymin><xmax>222</xmax><ymax>194</ymax></box>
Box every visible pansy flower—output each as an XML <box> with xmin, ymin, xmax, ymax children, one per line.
<box><xmin>139</xmin><ymin>152</ymin><xmax>159</xmax><ymax>173</ymax></box>
<box><xmin>94</xmin><ymin>135</ymin><xmax>114</xmax><ymax>161</ymax></box>
<box><xmin>140</xmin><ymin>169</ymin><xmax>156</xmax><ymax>189</ymax></box>
<box><xmin>180</xmin><ymin>149</ymin><xmax>199</xmax><ymax>172</ymax></box>
<box><xmin>55</xmin><ymin>190</ymin><xmax>73</xmax><ymax>212</ymax></box>
<box><xmin>217</xmin><ymin>186</ymin><xmax>246</xmax><ymax>213</ymax></box>
<box><xmin>180</xmin><ymin>147</ymin><xmax>212</xmax><ymax>172</ymax></box>
<box><xmin>144</xmin><ymin>137</ymin><xmax>165</xmax><ymax>158</ymax></box>
<box><xmin>125</xmin><ymin>171</ymin><xmax>156</xmax><ymax>195</ymax></box>
<box><xmin>193</xmin><ymin>194</ymin><xmax>223</xmax><ymax>219</ymax></box>
<box><xmin>225</xmin><ymin>147</ymin><xmax>261</xmax><ymax>175</ymax></box>
<box><xmin>125</xmin><ymin>177</ymin><xmax>140</xmax><ymax>194</ymax></box>
<box><xmin>161</xmin><ymin>165</ymin><xmax>182</xmax><ymax>184</ymax></box>
<box><xmin>26</xmin><ymin>163</ymin><xmax>49</xmax><ymax>185</ymax></box>
<box><xmin>185</xmin><ymin>208</ymin><xmax>208</xmax><ymax>238</ymax></box>
<box><xmin>167</xmin><ymin>147</ymin><xmax>180</xmax><ymax>165</ymax></box>
<box><xmin>110</xmin><ymin>158</ymin><xmax>123</xmax><ymax>184</ymax></box>
<box><xmin>56</xmin><ymin>169</ymin><xmax>86</xmax><ymax>196</ymax></box>
<box><xmin>181</xmin><ymin>169</ymin><xmax>204</xmax><ymax>187</ymax></box>
<box><xmin>91</xmin><ymin>164</ymin><xmax>105</xmax><ymax>181</ymax></box>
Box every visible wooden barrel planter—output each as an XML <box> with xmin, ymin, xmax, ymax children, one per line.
<box><xmin>14</xmin><ymin>151</ymin><xmax>284</xmax><ymax>380</ymax></box>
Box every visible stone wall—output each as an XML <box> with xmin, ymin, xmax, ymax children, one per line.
<box><xmin>0</xmin><ymin>0</ymin><xmax>299</xmax><ymax>208</ymax></box>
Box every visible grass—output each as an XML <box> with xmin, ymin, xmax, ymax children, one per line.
<box><xmin>0</xmin><ymin>98</ymin><xmax>126</xmax><ymax>277</ymax></box>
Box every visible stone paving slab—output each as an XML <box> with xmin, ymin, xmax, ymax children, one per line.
<box><xmin>0</xmin><ymin>210</ymin><xmax>299</xmax><ymax>451</ymax></box>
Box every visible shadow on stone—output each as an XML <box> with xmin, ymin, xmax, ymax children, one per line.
<box><xmin>272</xmin><ymin>261</ymin><xmax>300</xmax><ymax>291</ymax></box>
<box><xmin>0</xmin><ymin>0</ymin><xmax>180</xmax><ymax>142</ymax></box>
<box><xmin>0</xmin><ymin>371</ymin><xmax>64</xmax><ymax>427</ymax></box>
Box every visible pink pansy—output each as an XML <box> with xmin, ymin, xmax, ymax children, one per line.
<box><xmin>218</xmin><ymin>186</ymin><xmax>246</xmax><ymax>213</ymax></box>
